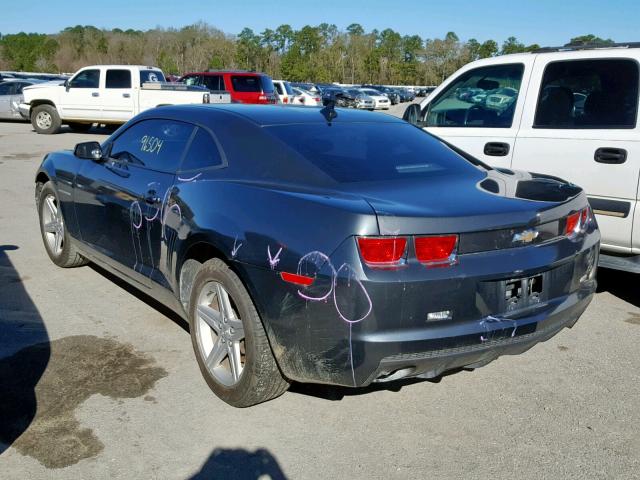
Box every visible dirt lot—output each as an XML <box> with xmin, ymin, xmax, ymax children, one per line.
<box><xmin>0</xmin><ymin>113</ymin><xmax>638</xmax><ymax>479</ymax></box>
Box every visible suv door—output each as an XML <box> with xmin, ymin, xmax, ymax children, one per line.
<box><xmin>511</xmin><ymin>54</ymin><xmax>640</xmax><ymax>252</ymax></box>
<box><xmin>75</xmin><ymin>119</ymin><xmax>195</xmax><ymax>290</ymax></box>
<box><xmin>418</xmin><ymin>61</ymin><xmax>533</xmax><ymax>168</ymax></box>
<box><xmin>61</xmin><ymin>68</ymin><xmax>102</xmax><ymax>120</ymax></box>
<box><xmin>102</xmin><ymin>68</ymin><xmax>135</xmax><ymax>122</ymax></box>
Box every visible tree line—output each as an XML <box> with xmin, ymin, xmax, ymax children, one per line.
<box><xmin>0</xmin><ymin>24</ymin><xmax>614</xmax><ymax>86</ymax></box>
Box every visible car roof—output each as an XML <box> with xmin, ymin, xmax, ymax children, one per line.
<box><xmin>140</xmin><ymin>104</ymin><xmax>405</xmax><ymax>127</ymax></box>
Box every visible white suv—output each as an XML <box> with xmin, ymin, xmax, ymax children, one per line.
<box><xmin>404</xmin><ymin>44</ymin><xmax>640</xmax><ymax>273</ymax></box>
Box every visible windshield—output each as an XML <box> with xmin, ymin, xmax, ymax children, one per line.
<box><xmin>265</xmin><ymin>122</ymin><xmax>475</xmax><ymax>183</ymax></box>
<box><xmin>140</xmin><ymin>70</ymin><xmax>165</xmax><ymax>85</ymax></box>
<box><xmin>362</xmin><ymin>89</ymin><xmax>379</xmax><ymax>96</ymax></box>
<box><xmin>284</xmin><ymin>82</ymin><xmax>294</xmax><ymax>95</ymax></box>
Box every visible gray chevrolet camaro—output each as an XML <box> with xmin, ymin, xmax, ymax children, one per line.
<box><xmin>35</xmin><ymin>105</ymin><xmax>600</xmax><ymax>406</ymax></box>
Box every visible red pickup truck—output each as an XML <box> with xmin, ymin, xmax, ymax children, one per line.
<box><xmin>180</xmin><ymin>70</ymin><xmax>278</xmax><ymax>104</ymax></box>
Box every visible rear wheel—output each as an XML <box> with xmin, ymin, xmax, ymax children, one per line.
<box><xmin>38</xmin><ymin>182</ymin><xmax>87</xmax><ymax>267</ymax></box>
<box><xmin>31</xmin><ymin>105</ymin><xmax>61</xmax><ymax>134</ymax></box>
<box><xmin>189</xmin><ymin>258</ymin><xmax>288</xmax><ymax>407</ymax></box>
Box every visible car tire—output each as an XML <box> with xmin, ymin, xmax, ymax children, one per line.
<box><xmin>67</xmin><ymin>122</ymin><xmax>92</xmax><ymax>133</ymax></box>
<box><xmin>31</xmin><ymin>104</ymin><xmax>61</xmax><ymax>134</ymax></box>
<box><xmin>189</xmin><ymin>258</ymin><xmax>289</xmax><ymax>407</ymax></box>
<box><xmin>37</xmin><ymin>181</ymin><xmax>87</xmax><ymax>268</ymax></box>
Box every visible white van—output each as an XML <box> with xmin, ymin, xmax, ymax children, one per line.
<box><xmin>404</xmin><ymin>43</ymin><xmax>640</xmax><ymax>273</ymax></box>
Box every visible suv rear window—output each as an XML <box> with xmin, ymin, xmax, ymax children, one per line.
<box><xmin>534</xmin><ymin>59</ymin><xmax>639</xmax><ymax>129</ymax></box>
<box><xmin>231</xmin><ymin>76</ymin><xmax>262</xmax><ymax>92</ymax></box>
<box><xmin>266</xmin><ymin>123</ymin><xmax>475</xmax><ymax>183</ymax></box>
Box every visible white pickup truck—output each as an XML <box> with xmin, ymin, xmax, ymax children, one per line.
<box><xmin>20</xmin><ymin>65</ymin><xmax>230</xmax><ymax>134</ymax></box>
<box><xmin>403</xmin><ymin>43</ymin><xmax>640</xmax><ymax>273</ymax></box>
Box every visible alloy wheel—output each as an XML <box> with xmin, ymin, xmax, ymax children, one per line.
<box><xmin>195</xmin><ymin>281</ymin><xmax>246</xmax><ymax>386</ymax></box>
<box><xmin>41</xmin><ymin>194</ymin><xmax>64</xmax><ymax>255</ymax></box>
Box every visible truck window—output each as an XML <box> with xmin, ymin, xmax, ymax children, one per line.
<box><xmin>108</xmin><ymin>119</ymin><xmax>194</xmax><ymax>173</ymax></box>
<box><xmin>139</xmin><ymin>70</ymin><xmax>165</xmax><ymax>86</ymax></box>
<box><xmin>534</xmin><ymin>59</ymin><xmax>639</xmax><ymax>129</ymax></box>
<box><xmin>69</xmin><ymin>69</ymin><xmax>100</xmax><ymax>89</ymax></box>
<box><xmin>180</xmin><ymin>127</ymin><xmax>224</xmax><ymax>171</ymax></box>
<box><xmin>425</xmin><ymin>64</ymin><xmax>524</xmax><ymax>128</ymax></box>
<box><xmin>106</xmin><ymin>69</ymin><xmax>132</xmax><ymax>89</ymax></box>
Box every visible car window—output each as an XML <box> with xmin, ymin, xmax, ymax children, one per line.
<box><xmin>274</xmin><ymin>83</ymin><xmax>283</xmax><ymax>95</ymax></box>
<box><xmin>534</xmin><ymin>59</ymin><xmax>639</xmax><ymax>129</ymax></box>
<box><xmin>0</xmin><ymin>83</ymin><xmax>17</xmax><ymax>95</ymax></box>
<box><xmin>284</xmin><ymin>82</ymin><xmax>294</xmax><ymax>95</ymax></box>
<box><xmin>180</xmin><ymin>127</ymin><xmax>223</xmax><ymax>171</ymax></box>
<box><xmin>183</xmin><ymin>75</ymin><xmax>201</xmax><ymax>87</ymax></box>
<box><xmin>109</xmin><ymin>119</ymin><xmax>194</xmax><ymax>173</ymax></box>
<box><xmin>231</xmin><ymin>76</ymin><xmax>262</xmax><ymax>92</ymax></box>
<box><xmin>106</xmin><ymin>69</ymin><xmax>132</xmax><ymax>89</ymax></box>
<box><xmin>260</xmin><ymin>75</ymin><xmax>275</xmax><ymax>94</ymax></box>
<box><xmin>202</xmin><ymin>75</ymin><xmax>222</xmax><ymax>91</ymax></box>
<box><xmin>69</xmin><ymin>69</ymin><xmax>100</xmax><ymax>88</ymax></box>
<box><xmin>426</xmin><ymin>64</ymin><xmax>524</xmax><ymax>128</ymax></box>
<box><xmin>139</xmin><ymin>70</ymin><xmax>165</xmax><ymax>86</ymax></box>
<box><xmin>266</xmin><ymin>122</ymin><xmax>477</xmax><ymax>183</ymax></box>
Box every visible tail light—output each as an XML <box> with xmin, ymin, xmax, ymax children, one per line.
<box><xmin>415</xmin><ymin>235</ymin><xmax>458</xmax><ymax>267</ymax></box>
<box><xmin>259</xmin><ymin>94</ymin><xmax>267</xmax><ymax>101</ymax></box>
<box><xmin>357</xmin><ymin>237</ymin><xmax>407</xmax><ymax>268</ymax></box>
<box><xmin>565</xmin><ymin>206</ymin><xmax>593</xmax><ymax>237</ymax></box>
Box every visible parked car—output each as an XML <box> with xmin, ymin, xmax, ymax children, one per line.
<box><xmin>484</xmin><ymin>87</ymin><xmax>519</xmax><ymax>112</ymax></box>
<box><xmin>321</xmin><ymin>87</ymin><xmax>357</xmax><ymax>108</ymax></box>
<box><xmin>272</xmin><ymin>80</ymin><xmax>295</xmax><ymax>104</ymax></box>
<box><xmin>0</xmin><ymin>79</ymin><xmax>44</xmax><ymax>120</ymax></box>
<box><xmin>345</xmin><ymin>89</ymin><xmax>375</xmax><ymax>110</ymax></box>
<box><xmin>403</xmin><ymin>43</ymin><xmax>640</xmax><ymax>272</ymax></box>
<box><xmin>35</xmin><ymin>104</ymin><xmax>599</xmax><ymax>406</ymax></box>
<box><xmin>180</xmin><ymin>70</ymin><xmax>277</xmax><ymax>105</ymax></box>
<box><xmin>20</xmin><ymin>65</ymin><xmax>225</xmax><ymax>134</ymax></box>
<box><xmin>291</xmin><ymin>87</ymin><xmax>322</xmax><ymax>106</ymax></box>
<box><xmin>358</xmin><ymin>88</ymin><xmax>390</xmax><ymax>109</ymax></box>
<box><xmin>373</xmin><ymin>86</ymin><xmax>400</xmax><ymax>105</ymax></box>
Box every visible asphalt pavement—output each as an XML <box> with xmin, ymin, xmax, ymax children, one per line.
<box><xmin>0</xmin><ymin>107</ymin><xmax>638</xmax><ymax>479</ymax></box>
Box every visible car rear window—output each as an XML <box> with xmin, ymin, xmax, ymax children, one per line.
<box><xmin>260</xmin><ymin>75</ymin><xmax>274</xmax><ymax>94</ymax></box>
<box><xmin>265</xmin><ymin>123</ymin><xmax>476</xmax><ymax>183</ymax></box>
<box><xmin>231</xmin><ymin>75</ymin><xmax>263</xmax><ymax>92</ymax></box>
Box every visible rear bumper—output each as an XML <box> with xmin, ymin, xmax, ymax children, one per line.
<box><xmin>365</xmin><ymin>280</ymin><xmax>594</xmax><ymax>385</ymax></box>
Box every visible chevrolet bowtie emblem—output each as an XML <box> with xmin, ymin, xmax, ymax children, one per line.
<box><xmin>512</xmin><ymin>229</ymin><xmax>539</xmax><ymax>244</ymax></box>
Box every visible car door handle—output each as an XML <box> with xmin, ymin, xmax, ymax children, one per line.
<box><xmin>484</xmin><ymin>142</ymin><xmax>510</xmax><ymax>157</ymax></box>
<box><xmin>92</xmin><ymin>92</ymin><xmax>99</xmax><ymax>97</ymax></box>
<box><xmin>123</xmin><ymin>93</ymin><xmax>130</xmax><ymax>98</ymax></box>
<box><xmin>594</xmin><ymin>147</ymin><xmax>627</xmax><ymax>164</ymax></box>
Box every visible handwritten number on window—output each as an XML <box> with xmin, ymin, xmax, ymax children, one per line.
<box><xmin>140</xmin><ymin>135</ymin><xmax>164</xmax><ymax>155</ymax></box>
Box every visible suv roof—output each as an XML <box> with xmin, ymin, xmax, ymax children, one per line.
<box><xmin>533</xmin><ymin>42</ymin><xmax>640</xmax><ymax>53</ymax></box>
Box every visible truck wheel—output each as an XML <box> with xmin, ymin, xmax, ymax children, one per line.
<box><xmin>67</xmin><ymin>122</ymin><xmax>92</xmax><ymax>133</ymax></box>
<box><xmin>31</xmin><ymin>105</ymin><xmax>61</xmax><ymax>134</ymax></box>
<box><xmin>189</xmin><ymin>258</ymin><xmax>289</xmax><ymax>407</ymax></box>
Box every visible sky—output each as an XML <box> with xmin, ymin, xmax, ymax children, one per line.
<box><xmin>2</xmin><ymin>0</ymin><xmax>639</xmax><ymax>46</ymax></box>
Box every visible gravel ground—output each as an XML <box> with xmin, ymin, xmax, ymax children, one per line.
<box><xmin>0</xmin><ymin>116</ymin><xmax>638</xmax><ymax>480</ymax></box>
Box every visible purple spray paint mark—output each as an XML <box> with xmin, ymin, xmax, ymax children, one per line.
<box><xmin>267</xmin><ymin>245</ymin><xmax>283</xmax><ymax>270</ymax></box>
<box><xmin>231</xmin><ymin>236</ymin><xmax>242</xmax><ymax>258</ymax></box>
<box><xmin>177</xmin><ymin>172</ymin><xmax>202</xmax><ymax>182</ymax></box>
<box><xmin>296</xmin><ymin>251</ymin><xmax>335</xmax><ymax>301</ymax></box>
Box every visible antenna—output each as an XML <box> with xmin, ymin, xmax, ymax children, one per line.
<box><xmin>320</xmin><ymin>100</ymin><xmax>337</xmax><ymax>125</ymax></box>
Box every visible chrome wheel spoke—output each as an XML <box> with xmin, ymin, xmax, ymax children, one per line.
<box><xmin>227</xmin><ymin>318</ymin><xmax>244</xmax><ymax>341</ymax></box>
<box><xmin>205</xmin><ymin>337</ymin><xmax>227</xmax><ymax>370</ymax></box>
<box><xmin>197</xmin><ymin>304</ymin><xmax>222</xmax><ymax>333</ymax></box>
<box><xmin>45</xmin><ymin>196</ymin><xmax>57</xmax><ymax>218</ymax></box>
<box><xmin>43</xmin><ymin>221</ymin><xmax>58</xmax><ymax>233</ymax></box>
<box><xmin>215</xmin><ymin>283</ymin><xmax>234</xmax><ymax>319</ymax></box>
<box><xmin>54</xmin><ymin>232</ymin><xmax>63</xmax><ymax>253</ymax></box>
<box><xmin>228</xmin><ymin>341</ymin><xmax>243</xmax><ymax>381</ymax></box>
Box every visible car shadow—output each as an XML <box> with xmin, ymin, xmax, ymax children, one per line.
<box><xmin>189</xmin><ymin>448</ymin><xmax>288</xmax><ymax>480</ymax></box>
<box><xmin>288</xmin><ymin>368</ymin><xmax>465</xmax><ymax>401</ymax></box>
<box><xmin>0</xmin><ymin>245</ymin><xmax>50</xmax><ymax>454</ymax></box>
<box><xmin>596</xmin><ymin>267</ymin><xmax>640</xmax><ymax>308</ymax></box>
<box><xmin>88</xmin><ymin>263</ymin><xmax>189</xmax><ymax>332</ymax></box>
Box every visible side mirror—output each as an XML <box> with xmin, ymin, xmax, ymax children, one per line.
<box><xmin>64</xmin><ymin>79</ymin><xmax>70</xmax><ymax>91</ymax></box>
<box><xmin>74</xmin><ymin>141</ymin><xmax>103</xmax><ymax>161</ymax></box>
<box><xmin>403</xmin><ymin>103</ymin><xmax>423</xmax><ymax>126</ymax></box>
